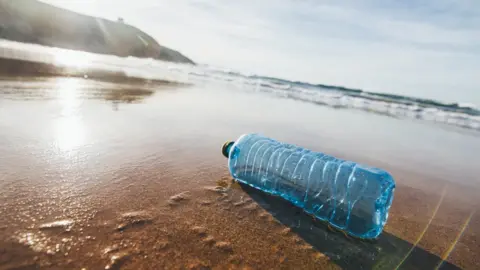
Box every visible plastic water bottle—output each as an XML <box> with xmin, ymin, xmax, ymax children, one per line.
<box><xmin>222</xmin><ymin>134</ymin><xmax>395</xmax><ymax>239</ymax></box>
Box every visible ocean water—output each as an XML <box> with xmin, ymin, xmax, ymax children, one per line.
<box><xmin>1</xmin><ymin>39</ymin><xmax>479</xmax><ymax>189</ymax></box>
<box><xmin>1</xmin><ymin>39</ymin><xmax>479</xmax><ymax>132</ymax></box>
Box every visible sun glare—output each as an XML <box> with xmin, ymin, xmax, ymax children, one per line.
<box><xmin>54</xmin><ymin>50</ymin><xmax>91</xmax><ymax>69</ymax></box>
<box><xmin>54</xmin><ymin>78</ymin><xmax>86</xmax><ymax>152</ymax></box>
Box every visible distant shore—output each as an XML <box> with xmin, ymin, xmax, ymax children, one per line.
<box><xmin>0</xmin><ymin>0</ymin><xmax>194</xmax><ymax>64</ymax></box>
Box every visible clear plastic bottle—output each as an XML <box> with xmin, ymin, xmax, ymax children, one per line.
<box><xmin>222</xmin><ymin>134</ymin><xmax>395</xmax><ymax>239</ymax></box>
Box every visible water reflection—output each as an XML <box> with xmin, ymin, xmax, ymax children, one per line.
<box><xmin>104</xmin><ymin>88</ymin><xmax>154</xmax><ymax>103</ymax></box>
<box><xmin>0</xmin><ymin>77</ymin><xmax>157</xmax><ymax>104</ymax></box>
<box><xmin>54</xmin><ymin>78</ymin><xmax>85</xmax><ymax>151</ymax></box>
<box><xmin>54</xmin><ymin>115</ymin><xmax>85</xmax><ymax>151</ymax></box>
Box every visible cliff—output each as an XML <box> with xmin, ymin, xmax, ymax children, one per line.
<box><xmin>0</xmin><ymin>0</ymin><xmax>194</xmax><ymax>64</ymax></box>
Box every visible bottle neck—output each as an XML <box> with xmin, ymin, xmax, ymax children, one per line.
<box><xmin>222</xmin><ymin>141</ymin><xmax>234</xmax><ymax>158</ymax></box>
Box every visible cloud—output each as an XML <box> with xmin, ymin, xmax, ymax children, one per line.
<box><xmin>41</xmin><ymin>0</ymin><xmax>480</xmax><ymax>104</ymax></box>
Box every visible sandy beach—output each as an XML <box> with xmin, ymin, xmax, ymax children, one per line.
<box><xmin>0</xmin><ymin>56</ymin><xmax>479</xmax><ymax>269</ymax></box>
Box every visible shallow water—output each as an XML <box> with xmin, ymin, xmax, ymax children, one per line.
<box><xmin>1</xmin><ymin>76</ymin><xmax>479</xmax><ymax>269</ymax></box>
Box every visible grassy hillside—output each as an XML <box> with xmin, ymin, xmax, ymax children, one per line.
<box><xmin>0</xmin><ymin>0</ymin><xmax>194</xmax><ymax>64</ymax></box>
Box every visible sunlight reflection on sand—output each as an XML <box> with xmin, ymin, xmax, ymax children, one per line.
<box><xmin>54</xmin><ymin>78</ymin><xmax>86</xmax><ymax>152</ymax></box>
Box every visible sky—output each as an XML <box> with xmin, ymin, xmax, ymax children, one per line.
<box><xmin>41</xmin><ymin>0</ymin><xmax>480</xmax><ymax>105</ymax></box>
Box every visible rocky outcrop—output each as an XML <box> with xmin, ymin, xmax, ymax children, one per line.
<box><xmin>0</xmin><ymin>0</ymin><xmax>194</xmax><ymax>64</ymax></box>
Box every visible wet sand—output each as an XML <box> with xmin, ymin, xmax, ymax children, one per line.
<box><xmin>1</xmin><ymin>75</ymin><xmax>479</xmax><ymax>269</ymax></box>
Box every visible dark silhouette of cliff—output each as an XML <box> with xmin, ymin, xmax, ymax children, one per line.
<box><xmin>0</xmin><ymin>0</ymin><xmax>194</xmax><ymax>64</ymax></box>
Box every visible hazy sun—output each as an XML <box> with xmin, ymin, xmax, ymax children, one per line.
<box><xmin>54</xmin><ymin>50</ymin><xmax>91</xmax><ymax>69</ymax></box>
